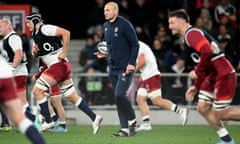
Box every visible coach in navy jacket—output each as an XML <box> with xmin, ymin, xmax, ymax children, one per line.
<box><xmin>103</xmin><ymin>17</ymin><xmax>139</xmax><ymax>74</ymax></box>
<box><xmin>102</xmin><ymin>1</ymin><xmax>139</xmax><ymax>137</ymax></box>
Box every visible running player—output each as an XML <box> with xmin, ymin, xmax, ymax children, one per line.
<box><xmin>168</xmin><ymin>9</ymin><xmax>239</xmax><ymax>144</ymax></box>
<box><xmin>0</xmin><ymin>53</ymin><xmax>46</xmax><ymax>144</ymax></box>
<box><xmin>135</xmin><ymin>41</ymin><xmax>188</xmax><ymax>131</ymax></box>
<box><xmin>26</xmin><ymin>12</ymin><xmax>103</xmax><ymax>134</ymax></box>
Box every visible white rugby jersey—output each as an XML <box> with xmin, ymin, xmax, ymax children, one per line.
<box><xmin>32</xmin><ymin>24</ymin><xmax>68</xmax><ymax>67</ymax></box>
<box><xmin>138</xmin><ymin>41</ymin><xmax>160</xmax><ymax>80</ymax></box>
<box><xmin>0</xmin><ymin>34</ymin><xmax>28</xmax><ymax>76</ymax></box>
<box><xmin>0</xmin><ymin>55</ymin><xmax>13</xmax><ymax>78</ymax></box>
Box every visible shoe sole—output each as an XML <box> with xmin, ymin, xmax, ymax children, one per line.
<box><xmin>111</xmin><ymin>135</ymin><xmax>128</xmax><ymax>137</ymax></box>
<box><xmin>129</xmin><ymin>132</ymin><xmax>136</xmax><ymax>136</ymax></box>
<box><xmin>111</xmin><ymin>132</ymin><xmax>129</xmax><ymax>137</ymax></box>
<box><xmin>49</xmin><ymin>129</ymin><xmax>68</xmax><ymax>133</ymax></box>
<box><xmin>182</xmin><ymin>109</ymin><xmax>189</xmax><ymax>126</ymax></box>
<box><xmin>136</xmin><ymin>128</ymin><xmax>152</xmax><ymax>132</ymax></box>
<box><xmin>93</xmin><ymin>117</ymin><xmax>103</xmax><ymax>134</ymax></box>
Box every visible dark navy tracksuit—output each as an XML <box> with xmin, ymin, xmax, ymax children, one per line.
<box><xmin>103</xmin><ymin>16</ymin><xmax>139</xmax><ymax>128</ymax></box>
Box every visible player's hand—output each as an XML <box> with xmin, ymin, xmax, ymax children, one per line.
<box><xmin>189</xmin><ymin>70</ymin><xmax>197</xmax><ymax>80</ymax></box>
<box><xmin>94</xmin><ymin>51</ymin><xmax>107</xmax><ymax>58</ymax></box>
<box><xmin>58</xmin><ymin>51</ymin><xmax>67</xmax><ymax>60</ymax></box>
<box><xmin>32</xmin><ymin>45</ymin><xmax>39</xmax><ymax>57</ymax></box>
<box><xmin>185</xmin><ymin>85</ymin><xmax>197</xmax><ymax>102</ymax></box>
<box><xmin>32</xmin><ymin>75</ymin><xmax>36</xmax><ymax>82</ymax></box>
<box><xmin>10</xmin><ymin>66</ymin><xmax>16</xmax><ymax>75</ymax></box>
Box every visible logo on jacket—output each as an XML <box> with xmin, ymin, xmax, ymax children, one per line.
<box><xmin>114</xmin><ymin>27</ymin><xmax>118</xmax><ymax>37</ymax></box>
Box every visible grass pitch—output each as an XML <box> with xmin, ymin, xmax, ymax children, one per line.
<box><xmin>0</xmin><ymin>125</ymin><xmax>239</xmax><ymax>144</ymax></box>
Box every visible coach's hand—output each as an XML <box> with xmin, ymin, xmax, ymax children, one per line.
<box><xmin>125</xmin><ymin>64</ymin><xmax>135</xmax><ymax>74</ymax></box>
<box><xmin>94</xmin><ymin>51</ymin><xmax>107</xmax><ymax>58</ymax></box>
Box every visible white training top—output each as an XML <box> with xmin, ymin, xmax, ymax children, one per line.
<box><xmin>1</xmin><ymin>32</ymin><xmax>28</xmax><ymax>76</ymax></box>
<box><xmin>36</xmin><ymin>24</ymin><xmax>68</xmax><ymax>67</ymax></box>
<box><xmin>0</xmin><ymin>55</ymin><xmax>13</xmax><ymax>78</ymax></box>
<box><xmin>138</xmin><ymin>41</ymin><xmax>160</xmax><ymax>80</ymax></box>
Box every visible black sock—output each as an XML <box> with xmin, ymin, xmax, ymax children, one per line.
<box><xmin>221</xmin><ymin>135</ymin><xmax>232</xmax><ymax>142</ymax></box>
<box><xmin>51</xmin><ymin>114</ymin><xmax>58</xmax><ymax>122</ymax></box>
<box><xmin>174</xmin><ymin>105</ymin><xmax>181</xmax><ymax>113</ymax></box>
<box><xmin>25</xmin><ymin>125</ymin><xmax>46</xmax><ymax>144</ymax></box>
<box><xmin>78</xmin><ymin>99</ymin><xmax>96</xmax><ymax>121</ymax></box>
<box><xmin>39</xmin><ymin>101</ymin><xmax>52</xmax><ymax>123</ymax></box>
<box><xmin>0</xmin><ymin>109</ymin><xmax>10</xmax><ymax>126</ymax></box>
<box><xmin>25</xmin><ymin>110</ymin><xmax>36</xmax><ymax>122</ymax></box>
<box><xmin>143</xmin><ymin>118</ymin><xmax>150</xmax><ymax>122</ymax></box>
<box><xmin>59</xmin><ymin>123</ymin><xmax>66</xmax><ymax>129</ymax></box>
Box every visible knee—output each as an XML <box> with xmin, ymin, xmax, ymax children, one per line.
<box><xmin>51</xmin><ymin>97</ymin><xmax>61</xmax><ymax>106</ymax></box>
<box><xmin>197</xmin><ymin>105</ymin><xmax>210</xmax><ymax>115</ymax></box>
<box><xmin>216</xmin><ymin>110</ymin><xmax>228</xmax><ymax>120</ymax></box>
<box><xmin>151</xmin><ymin>100</ymin><xmax>158</xmax><ymax>106</ymax></box>
<box><xmin>136</xmin><ymin>96</ymin><xmax>145</xmax><ymax>104</ymax></box>
<box><xmin>66</xmin><ymin>93</ymin><xmax>79</xmax><ymax>104</ymax></box>
<box><xmin>32</xmin><ymin>87</ymin><xmax>45</xmax><ymax>99</ymax></box>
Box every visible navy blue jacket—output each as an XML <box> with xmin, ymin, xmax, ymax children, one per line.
<box><xmin>103</xmin><ymin>16</ymin><xmax>139</xmax><ymax>74</ymax></box>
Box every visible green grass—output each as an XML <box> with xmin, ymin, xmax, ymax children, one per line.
<box><xmin>0</xmin><ymin>125</ymin><xmax>239</xmax><ymax>144</ymax></box>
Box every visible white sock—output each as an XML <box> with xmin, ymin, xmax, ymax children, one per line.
<box><xmin>37</xmin><ymin>97</ymin><xmax>47</xmax><ymax>105</ymax></box>
<box><xmin>128</xmin><ymin>119</ymin><xmax>136</xmax><ymax>125</ymax></box>
<box><xmin>217</xmin><ymin>128</ymin><xmax>229</xmax><ymax>137</ymax></box>
<box><xmin>171</xmin><ymin>104</ymin><xmax>176</xmax><ymax>111</ymax></box>
<box><xmin>121</xmin><ymin>128</ymin><xmax>129</xmax><ymax>133</ymax></box>
<box><xmin>18</xmin><ymin>119</ymin><xmax>32</xmax><ymax>134</ymax></box>
<box><xmin>142</xmin><ymin>115</ymin><xmax>150</xmax><ymax>123</ymax></box>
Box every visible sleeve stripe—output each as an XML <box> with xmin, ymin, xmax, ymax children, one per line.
<box><xmin>196</xmin><ymin>38</ymin><xmax>208</xmax><ymax>52</ymax></box>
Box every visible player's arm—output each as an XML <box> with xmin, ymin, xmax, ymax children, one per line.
<box><xmin>55</xmin><ymin>26</ymin><xmax>70</xmax><ymax>59</ymax></box>
<box><xmin>186</xmin><ymin>29</ymin><xmax>212</xmax><ymax>89</ymax></box>
<box><xmin>41</xmin><ymin>24</ymin><xmax>70</xmax><ymax>59</ymax></box>
<box><xmin>135</xmin><ymin>53</ymin><xmax>145</xmax><ymax>72</ymax></box>
<box><xmin>186</xmin><ymin>29</ymin><xmax>212</xmax><ymax>72</ymax></box>
<box><xmin>9</xmin><ymin>35</ymin><xmax>23</xmax><ymax>68</ymax></box>
<box><xmin>32</xmin><ymin>42</ymin><xmax>39</xmax><ymax>57</ymax></box>
<box><xmin>12</xmin><ymin>49</ymin><xmax>23</xmax><ymax>68</ymax></box>
<box><xmin>185</xmin><ymin>85</ymin><xmax>198</xmax><ymax>102</ymax></box>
